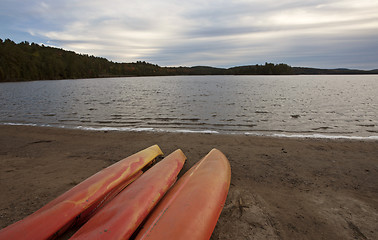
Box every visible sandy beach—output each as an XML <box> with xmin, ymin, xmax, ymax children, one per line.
<box><xmin>0</xmin><ymin>125</ymin><xmax>377</xmax><ymax>239</ymax></box>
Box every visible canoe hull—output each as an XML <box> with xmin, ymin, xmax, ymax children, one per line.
<box><xmin>0</xmin><ymin>145</ymin><xmax>163</xmax><ymax>240</ymax></box>
<box><xmin>136</xmin><ymin>148</ymin><xmax>231</xmax><ymax>240</ymax></box>
<box><xmin>70</xmin><ymin>149</ymin><xmax>186</xmax><ymax>239</ymax></box>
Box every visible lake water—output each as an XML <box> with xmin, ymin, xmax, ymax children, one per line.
<box><xmin>1</xmin><ymin>75</ymin><xmax>378</xmax><ymax>140</ymax></box>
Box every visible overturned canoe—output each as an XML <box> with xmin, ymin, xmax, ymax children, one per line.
<box><xmin>135</xmin><ymin>148</ymin><xmax>231</xmax><ymax>240</ymax></box>
<box><xmin>70</xmin><ymin>149</ymin><xmax>186</xmax><ymax>239</ymax></box>
<box><xmin>0</xmin><ymin>145</ymin><xmax>163</xmax><ymax>240</ymax></box>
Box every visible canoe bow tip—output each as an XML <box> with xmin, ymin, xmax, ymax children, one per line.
<box><xmin>150</xmin><ymin>145</ymin><xmax>164</xmax><ymax>156</ymax></box>
<box><xmin>173</xmin><ymin>149</ymin><xmax>187</xmax><ymax>161</ymax></box>
<box><xmin>209</xmin><ymin>148</ymin><xmax>223</xmax><ymax>155</ymax></box>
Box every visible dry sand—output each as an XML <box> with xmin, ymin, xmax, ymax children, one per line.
<box><xmin>0</xmin><ymin>125</ymin><xmax>377</xmax><ymax>239</ymax></box>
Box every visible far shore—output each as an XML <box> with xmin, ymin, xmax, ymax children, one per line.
<box><xmin>1</xmin><ymin>125</ymin><xmax>377</xmax><ymax>239</ymax></box>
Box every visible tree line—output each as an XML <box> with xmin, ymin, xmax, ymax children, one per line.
<box><xmin>1</xmin><ymin>39</ymin><xmax>376</xmax><ymax>82</ymax></box>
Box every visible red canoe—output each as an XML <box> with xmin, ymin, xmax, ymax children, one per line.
<box><xmin>135</xmin><ymin>148</ymin><xmax>231</xmax><ymax>240</ymax></box>
<box><xmin>0</xmin><ymin>145</ymin><xmax>163</xmax><ymax>240</ymax></box>
<box><xmin>70</xmin><ymin>149</ymin><xmax>186</xmax><ymax>239</ymax></box>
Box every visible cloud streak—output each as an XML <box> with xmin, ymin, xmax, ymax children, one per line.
<box><xmin>1</xmin><ymin>0</ymin><xmax>378</xmax><ymax>69</ymax></box>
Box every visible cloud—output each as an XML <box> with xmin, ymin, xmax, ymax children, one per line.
<box><xmin>1</xmin><ymin>0</ymin><xmax>378</xmax><ymax>69</ymax></box>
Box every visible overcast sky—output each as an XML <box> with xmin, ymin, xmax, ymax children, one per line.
<box><xmin>1</xmin><ymin>0</ymin><xmax>378</xmax><ymax>69</ymax></box>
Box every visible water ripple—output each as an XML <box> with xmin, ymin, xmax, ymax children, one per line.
<box><xmin>1</xmin><ymin>75</ymin><xmax>378</xmax><ymax>139</ymax></box>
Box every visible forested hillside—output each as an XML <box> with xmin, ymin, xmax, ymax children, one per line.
<box><xmin>0</xmin><ymin>39</ymin><xmax>166</xmax><ymax>81</ymax></box>
<box><xmin>0</xmin><ymin>39</ymin><xmax>376</xmax><ymax>82</ymax></box>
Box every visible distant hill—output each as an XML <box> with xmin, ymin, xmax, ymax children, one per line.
<box><xmin>292</xmin><ymin>67</ymin><xmax>377</xmax><ymax>75</ymax></box>
<box><xmin>0</xmin><ymin>39</ymin><xmax>376</xmax><ymax>82</ymax></box>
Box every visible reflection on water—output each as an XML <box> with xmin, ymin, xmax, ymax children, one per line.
<box><xmin>1</xmin><ymin>75</ymin><xmax>378</xmax><ymax>138</ymax></box>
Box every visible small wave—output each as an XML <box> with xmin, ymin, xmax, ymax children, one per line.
<box><xmin>181</xmin><ymin>118</ymin><xmax>201</xmax><ymax>122</ymax></box>
<box><xmin>74</xmin><ymin>126</ymin><xmax>218</xmax><ymax>134</ymax></box>
<box><xmin>169</xmin><ymin>129</ymin><xmax>219</xmax><ymax>134</ymax></box>
<box><xmin>111</xmin><ymin>116</ymin><xmax>123</xmax><ymax>120</ymax></box>
<box><xmin>358</xmin><ymin>124</ymin><xmax>375</xmax><ymax>127</ymax></box>
<box><xmin>270</xmin><ymin>133</ymin><xmax>378</xmax><ymax>140</ymax></box>
<box><xmin>146</xmin><ymin>122</ymin><xmax>206</xmax><ymax>126</ymax></box>
<box><xmin>311</xmin><ymin>127</ymin><xmax>332</xmax><ymax>130</ymax></box>
<box><xmin>94</xmin><ymin>120</ymin><xmax>114</xmax><ymax>124</ymax></box>
<box><xmin>112</xmin><ymin>120</ymin><xmax>143</xmax><ymax>124</ymax></box>
<box><xmin>367</xmin><ymin>130</ymin><xmax>378</xmax><ymax>133</ymax></box>
<box><xmin>75</xmin><ymin>126</ymin><xmax>154</xmax><ymax>132</ymax></box>
<box><xmin>1</xmin><ymin>122</ymin><xmax>39</xmax><ymax>127</ymax></box>
<box><xmin>58</xmin><ymin>119</ymin><xmax>77</xmax><ymax>122</ymax></box>
<box><xmin>43</xmin><ymin>113</ymin><xmax>56</xmax><ymax>117</ymax></box>
<box><xmin>209</xmin><ymin>123</ymin><xmax>249</xmax><ymax>127</ymax></box>
<box><xmin>154</xmin><ymin>117</ymin><xmax>177</xmax><ymax>122</ymax></box>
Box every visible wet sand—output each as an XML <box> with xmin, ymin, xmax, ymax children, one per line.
<box><xmin>0</xmin><ymin>125</ymin><xmax>377</xmax><ymax>239</ymax></box>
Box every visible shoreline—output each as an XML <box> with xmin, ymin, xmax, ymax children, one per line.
<box><xmin>2</xmin><ymin>122</ymin><xmax>378</xmax><ymax>141</ymax></box>
<box><xmin>1</xmin><ymin>125</ymin><xmax>377</xmax><ymax>239</ymax></box>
